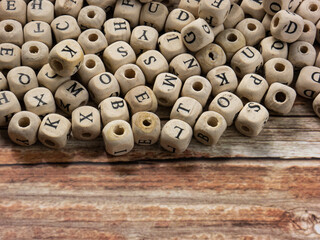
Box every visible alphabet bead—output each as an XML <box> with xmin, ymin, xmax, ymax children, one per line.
<box><xmin>55</xmin><ymin>0</ymin><xmax>83</xmax><ymax>18</ymax></box>
<box><xmin>165</xmin><ymin>8</ymin><xmax>195</xmax><ymax>33</ymax></box>
<box><xmin>54</xmin><ymin>80</ymin><xmax>89</xmax><ymax>115</ymax></box>
<box><xmin>158</xmin><ymin>32</ymin><xmax>187</xmax><ymax>62</ymax></box>
<box><xmin>198</xmin><ymin>0</ymin><xmax>231</xmax><ymax>27</ymax></box>
<box><xmin>235</xmin><ymin>18</ymin><xmax>266</xmax><ymax>46</ymax></box>
<box><xmin>194</xmin><ymin>111</ymin><xmax>227</xmax><ymax>145</ymax></box>
<box><xmin>130</xmin><ymin>25</ymin><xmax>159</xmax><ymax>55</ymax></box>
<box><xmin>77</xmin><ymin>6</ymin><xmax>106</xmax><ymax>30</ymax></box>
<box><xmin>139</xmin><ymin>2</ymin><xmax>169</xmax><ymax>32</ymax></box>
<box><xmin>295</xmin><ymin>66</ymin><xmax>320</xmax><ymax>99</ymax></box>
<box><xmin>0</xmin><ymin>90</ymin><xmax>21</xmax><ymax>126</ymax></box>
<box><xmin>262</xmin><ymin>13</ymin><xmax>272</xmax><ymax>32</ymax></box>
<box><xmin>264</xmin><ymin>58</ymin><xmax>294</xmax><ymax>85</ymax></box>
<box><xmin>178</xmin><ymin>0</ymin><xmax>199</xmax><ymax>18</ymax></box>
<box><xmin>224</xmin><ymin>3</ymin><xmax>244</xmax><ymax>29</ymax></box>
<box><xmin>235</xmin><ymin>102</ymin><xmax>269</xmax><ymax>137</ymax></box>
<box><xmin>262</xmin><ymin>0</ymin><xmax>290</xmax><ymax>16</ymax></box>
<box><xmin>48</xmin><ymin>39</ymin><xmax>84</xmax><ymax>77</ymax></box>
<box><xmin>288</xmin><ymin>41</ymin><xmax>316</xmax><ymax>69</ymax></box>
<box><xmin>240</xmin><ymin>0</ymin><xmax>265</xmax><ymax>20</ymax></box>
<box><xmin>77</xmin><ymin>54</ymin><xmax>106</xmax><ymax>86</ymax></box>
<box><xmin>0</xmin><ymin>20</ymin><xmax>23</xmax><ymax>47</ymax></box>
<box><xmin>208</xmin><ymin>91</ymin><xmax>243</xmax><ymax>126</ymax></box>
<box><xmin>51</xmin><ymin>15</ymin><xmax>81</xmax><ymax>43</ymax></box>
<box><xmin>77</xmin><ymin>29</ymin><xmax>108</xmax><ymax>55</ymax></box>
<box><xmin>131</xmin><ymin>111</ymin><xmax>161</xmax><ymax>145</ymax></box>
<box><xmin>21</xmin><ymin>41</ymin><xmax>49</xmax><ymax>70</ymax></box>
<box><xmin>169</xmin><ymin>53</ymin><xmax>201</xmax><ymax>82</ymax></box>
<box><xmin>86</xmin><ymin>0</ymin><xmax>116</xmax><ymax>11</ymax></box>
<box><xmin>296</xmin><ymin>0</ymin><xmax>320</xmax><ymax>24</ymax></box>
<box><xmin>103</xmin><ymin>18</ymin><xmax>131</xmax><ymax>44</ymax></box>
<box><xmin>38</xmin><ymin>113</ymin><xmax>71</xmax><ymax>149</ymax></box>
<box><xmin>27</xmin><ymin>0</ymin><xmax>54</xmax><ymax>23</ymax></box>
<box><xmin>0</xmin><ymin>0</ymin><xmax>27</xmax><ymax>25</ymax></box>
<box><xmin>0</xmin><ymin>72</ymin><xmax>8</xmax><ymax>91</ymax></box>
<box><xmin>0</xmin><ymin>43</ymin><xmax>21</xmax><ymax>70</ymax></box>
<box><xmin>114</xmin><ymin>0</ymin><xmax>142</xmax><ymax>28</ymax></box>
<box><xmin>99</xmin><ymin>96</ymin><xmax>129</xmax><ymax>125</ymax></box>
<box><xmin>298</xmin><ymin>19</ymin><xmax>317</xmax><ymax>44</ymax></box>
<box><xmin>259</xmin><ymin>36</ymin><xmax>288</xmax><ymax>62</ymax></box>
<box><xmin>312</xmin><ymin>93</ymin><xmax>320</xmax><ymax>118</ymax></box>
<box><xmin>160</xmin><ymin>119</ymin><xmax>193</xmax><ymax>153</ymax></box>
<box><xmin>102</xmin><ymin>120</ymin><xmax>134</xmax><ymax>156</ymax></box>
<box><xmin>71</xmin><ymin>106</ymin><xmax>101</xmax><ymax>140</ymax></box>
<box><xmin>8</xmin><ymin>111</ymin><xmax>41</xmax><ymax>146</ymax></box>
<box><xmin>24</xmin><ymin>21</ymin><xmax>52</xmax><ymax>49</ymax></box>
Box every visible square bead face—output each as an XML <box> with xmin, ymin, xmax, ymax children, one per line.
<box><xmin>0</xmin><ymin>90</ymin><xmax>21</xmax><ymax>126</ymax></box>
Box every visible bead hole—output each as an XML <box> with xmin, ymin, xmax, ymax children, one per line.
<box><xmin>4</xmin><ymin>24</ymin><xmax>13</xmax><ymax>32</ymax></box>
<box><xmin>300</xmin><ymin>45</ymin><xmax>308</xmax><ymax>53</ymax></box>
<box><xmin>52</xmin><ymin>60</ymin><xmax>63</xmax><ymax>71</ymax></box>
<box><xmin>86</xmin><ymin>59</ymin><xmax>96</xmax><ymax>69</ymax></box>
<box><xmin>227</xmin><ymin>33</ymin><xmax>237</xmax><ymax>42</ymax></box>
<box><xmin>82</xmin><ymin>132</ymin><xmax>92</xmax><ymax>138</ymax></box>
<box><xmin>274</xmin><ymin>63</ymin><xmax>285</xmax><ymax>72</ymax></box>
<box><xmin>192</xmin><ymin>81</ymin><xmax>203</xmax><ymax>91</ymax></box>
<box><xmin>29</xmin><ymin>46</ymin><xmax>39</xmax><ymax>54</ymax></box>
<box><xmin>44</xmin><ymin>139</ymin><xmax>55</xmax><ymax>147</ymax></box>
<box><xmin>18</xmin><ymin>117</ymin><xmax>30</xmax><ymax>128</ymax></box>
<box><xmin>275</xmin><ymin>92</ymin><xmax>286</xmax><ymax>103</ymax></box>
<box><xmin>309</xmin><ymin>3</ymin><xmax>318</xmax><ymax>11</ymax></box>
<box><xmin>241</xmin><ymin>125</ymin><xmax>250</xmax><ymax>132</ymax></box>
<box><xmin>88</xmin><ymin>33</ymin><xmax>98</xmax><ymax>42</ymax></box>
<box><xmin>114</xmin><ymin>125</ymin><xmax>124</xmax><ymax>135</ymax></box>
<box><xmin>273</xmin><ymin>17</ymin><xmax>279</xmax><ymax>27</ymax></box>
<box><xmin>124</xmin><ymin>69</ymin><xmax>136</xmax><ymax>79</ymax></box>
<box><xmin>207</xmin><ymin>117</ymin><xmax>218</xmax><ymax>127</ymax></box>
<box><xmin>208</xmin><ymin>52</ymin><xmax>215</xmax><ymax>60</ymax></box>
<box><xmin>158</xmin><ymin>98</ymin><xmax>168</xmax><ymax>104</ymax></box>
<box><xmin>87</xmin><ymin>11</ymin><xmax>96</xmax><ymax>18</ymax></box>
<box><xmin>143</xmin><ymin>119</ymin><xmax>152</xmax><ymax>127</ymax></box>
<box><xmin>247</xmin><ymin>23</ymin><xmax>256</xmax><ymax>31</ymax></box>
<box><xmin>303</xmin><ymin>24</ymin><xmax>310</xmax><ymax>32</ymax></box>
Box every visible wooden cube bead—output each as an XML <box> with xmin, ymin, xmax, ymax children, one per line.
<box><xmin>0</xmin><ymin>0</ymin><xmax>27</xmax><ymax>25</ymax></box>
<box><xmin>103</xmin><ymin>41</ymin><xmax>136</xmax><ymax>74</ymax></box>
<box><xmin>165</xmin><ymin>8</ymin><xmax>195</xmax><ymax>33</ymax></box>
<box><xmin>24</xmin><ymin>87</ymin><xmax>56</xmax><ymax>117</ymax></box>
<box><xmin>103</xmin><ymin>18</ymin><xmax>131</xmax><ymax>44</ymax></box>
<box><xmin>131</xmin><ymin>111</ymin><xmax>161</xmax><ymax>145</ymax></box>
<box><xmin>153</xmin><ymin>72</ymin><xmax>182</xmax><ymax>107</ymax></box>
<box><xmin>0</xmin><ymin>43</ymin><xmax>21</xmax><ymax>71</ymax></box>
<box><xmin>158</xmin><ymin>32</ymin><xmax>187</xmax><ymax>62</ymax></box>
<box><xmin>235</xmin><ymin>18</ymin><xmax>266</xmax><ymax>46</ymax></box>
<box><xmin>259</xmin><ymin>36</ymin><xmax>288</xmax><ymax>62</ymax></box>
<box><xmin>296</xmin><ymin>0</ymin><xmax>320</xmax><ymax>24</ymax></box>
<box><xmin>215</xmin><ymin>29</ymin><xmax>246</xmax><ymax>62</ymax></box>
<box><xmin>55</xmin><ymin>0</ymin><xmax>83</xmax><ymax>18</ymax></box>
<box><xmin>130</xmin><ymin>25</ymin><xmax>158</xmax><ymax>55</ymax></box>
<box><xmin>169</xmin><ymin>53</ymin><xmax>201</xmax><ymax>82</ymax></box>
<box><xmin>198</xmin><ymin>0</ymin><xmax>230</xmax><ymax>27</ymax></box>
<box><xmin>207</xmin><ymin>65</ymin><xmax>238</xmax><ymax>97</ymax></box>
<box><xmin>71</xmin><ymin>106</ymin><xmax>101</xmax><ymax>140</ymax></box>
<box><xmin>160</xmin><ymin>119</ymin><xmax>193</xmax><ymax>153</ymax></box>
<box><xmin>0</xmin><ymin>20</ymin><xmax>24</xmax><ymax>47</ymax></box>
<box><xmin>24</xmin><ymin>21</ymin><xmax>52</xmax><ymax>49</ymax></box>
<box><xmin>289</xmin><ymin>0</ymin><xmax>303</xmax><ymax>12</ymax></box>
<box><xmin>27</xmin><ymin>0</ymin><xmax>54</xmax><ymax>23</ymax></box>
<box><xmin>54</xmin><ymin>80</ymin><xmax>89</xmax><ymax>115</ymax></box>
<box><xmin>21</xmin><ymin>41</ymin><xmax>49</xmax><ymax>70</ymax></box>
<box><xmin>312</xmin><ymin>93</ymin><xmax>320</xmax><ymax>118</ymax></box>
<box><xmin>181</xmin><ymin>76</ymin><xmax>212</xmax><ymax>107</ymax></box>
<box><xmin>194</xmin><ymin>111</ymin><xmax>227</xmax><ymax>145</ymax></box>
<box><xmin>86</xmin><ymin>0</ymin><xmax>117</xmax><ymax>11</ymax></box>
<box><xmin>99</xmin><ymin>96</ymin><xmax>129</xmax><ymax>125</ymax></box>
<box><xmin>264</xmin><ymin>82</ymin><xmax>296</xmax><ymax>114</ymax></box>
<box><xmin>235</xmin><ymin>102</ymin><xmax>269</xmax><ymax>137</ymax></box>
<box><xmin>0</xmin><ymin>72</ymin><xmax>8</xmax><ymax>91</ymax></box>
<box><xmin>264</xmin><ymin>58</ymin><xmax>294</xmax><ymax>85</ymax></box>
<box><xmin>262</xmin><ymin>13</ymin><xmax>272</xmax><ymax>32</ymax></box>
<box><xmin>77</xmin><ymin>54</ymin><xmax>106</xmax><ymax>86</ymax></box>
<box><xmin>114</xmin><ymin>0</ymin><xmax>142</xmax><ymax>28</ymax></box>
<box><xmin>48</xmin><ymin>39</ymin><xmax>84</xmax><ymax>77</ymax></box>
<box><xmin>208</xmin><ymin>91</ymin><xmax>243</xmax><ymax>126</ymax></box>
<box><xmin>0</xmin><ymin>90</ymin><xmax>21</xmax><ymax>126</ymax></box>
<box><xmin>181</xmin><ymin>18</ymin><xmax>214</xmax><ymax>52</ymax></box>
<box><xmin>38</xmin><ymin>113</ymin><xmax>71</xmax><ymax>149</ymax></box>
<box><xmin>125</xmin><ymin>85</ymin><xmax>158</xmax><ymax>114</ymax></box>
<box><xmin>295</xmin><ymin>66</ymin><xmax>320</xmax><ymax>99</ymax></box>
<box><xmin>178</xmin><ymin>0</ymin><xmax>199</xmax><ymax>18</ymax></box>
<box><xmin>114</xmin><ymin>64</ymin><xmax>146</xmax><ymax>95</ymax></box>
<box><xmin>240</xmin><ymin>0</ymin><xmax>265</xmax><ymax>21</ymax></box>
<box><xmin>102</xmin><ymin>120</ymin><xmax>134</xmax><ymax>156</ymax></box>
<box><xmin>136</xmin><ymin>50</ymin><xmax>168</xmax><ymax>84</ymax></box>
<box><xmin>77</xmin><ymin>6</ymin><xmax>106</xmax><ymax>30</ymax></box>
<box><xmin>77</xmin><ymin>29</ymin><xmax>108</xmax><ymax>55</ymax></box>
<box><xmin>270</xmin><ymin>10</ymin><xmax>304</xmax><ymax>43</ymax></box>
<box><xmin>262</xmin><ymin>0</ymin><xmax>290</xmax><ymax>16</ymax></box>
<box><xmin>231</xmin><ymin>46</ymin><xmax>263</xmax><ymax>78</ymax></box>
<box><xmin>224</xmin><ymin>3</ymin><xmax>244</xmax><ymax>29</ymax></box>
<box><xmin>139</xmin><ymin>2</ymin><xmax>169</xmax><ymax>32</ymax></box>
<box><xmin>51</xmin><ymin>15</ymin><xmax>81</xmax><ymax>43</ymax></box>
<box><xmin>298</xmin><ymin>19</ymin><xmax>317</xmax><ymax>44</ymax></box>
<box><xmin>211</xmin><ymin>24</ymin><xmax>224</xmax><ymax>36</ymax></box>
<box><xmin>236</xmin><ymin>73</ymin><xmax>269</xmax><ymax>103</ymax></box>
<box><xmin>288</xmin><ymin>41</ymin><xmax>316</xmax><ymax>69</ymax></box>
<box><xmin>37</xmin><ymin>63</ymin><xmax>70</xmax><ymax>93</ymax></box>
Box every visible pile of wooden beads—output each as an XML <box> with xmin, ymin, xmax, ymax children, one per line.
<box><xmin>0</xmin><ymin>0</ymin><xmax>319</xmax><ymax>156</ymax></box>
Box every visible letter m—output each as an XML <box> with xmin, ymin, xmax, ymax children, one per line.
<box><xmin>66</xmin><ymin>82</ymin><xmax>84</xmax><ymax>97</ymax></box>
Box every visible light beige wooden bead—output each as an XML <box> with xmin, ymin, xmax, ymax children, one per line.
<box><xmin>240</xmin><ymin>0</ymin><xmax>265</xmax><ymax>21</ymax></box>
<box><xmin>125</xmin><ymin>85</ymin><xmax>158</xmax><ymax>114</ymax></box>
<box><xmin>130</xmin><ymin>25</ymin><xmax>159</xmax><ymax>55</ymax></box>
<box><xmin>38</xmin><ymin>113</ymin><xmax>71</xmax><ymax>149</ymax></box>
<box><xmin>99</xmin><ymin>96</ymin><xmax>129</xmax><ymax>125</ymax></box>
<box><xmin>102</xmin><ymin>120</ymin><xmax>134</xmax><ymax>156</ymax></box>
<box><xmin>264</xmin><ymin>58</ymin><xmax>294</xmax><ymax>85</ymax></box>
<box><xmin>169</xmin><ymin>53</ymin><xmax>201</xmax><ymax>82</ymax></box>
<box><xmin>86</xmin><ymin>0</ymin><xmax>117</xmax><ymax>10</ymax></box>
<box><xmin>215</xmin><ymin>29</ymin><xmax>246</xmax><ymax>62</ymax></box>
<box><xmin>77</xmin><ymin>29</ymin><xmax>108</xmax><ymax>55</ymax></box>
<box><xmin>0</xmin><ymin>43</ymin><xmax>21</xmax><ymax>71</ymax></box>
<box><xmin>316</xmin><ymin>52</ymin><xmax>320</xmax><ymax>68</ymax></box>
<box><xmin>264</xmin><ymin>82</ymin><xmax>296</xmax><ymax>114</ymax></box>
<box><xmin>262</xmin><ymin>0</ymin><xmax>290</xmax><ymax>15</ymax></box>
<box><xmin>198</xmin><ymin>0</ymin><xmax>230</xmax><ymax>27</ymax></box>
<box><xmin>160</xmin><ymin>119</ymin><xmax>193</xmax><ymax>153</ymax></box>
<box><xmin>0</xmin><ymin>72</ymin><xmax>8</xmax><ymax>91</ymax></box>
<box><xmin>178</xmin><ymin>0</ymin><xmax>199</xmax><ymax>17</ymax></box>
<box><xmin>153</xmin><ymin>73</ymin><xmax>182</xmax><ymax>107</ymax></box>
<box><xmin>37</xmin><ymin>64</ymin><xmax>70</xmax><ymax>93</ymax></box>
<box><xmin>131</xmin><ymin>111</ymin><xmax>161</xmax><ymax>145</ymax></box>
<box><xmin>298</xmin><ymin>19</ymin><xmax>317</xmax><ymax>44</ymax></box>
<box><xmin>103</xmin><ymin>18</ymin><xmax>131</xmax><ymax>44</ymax></box>
<box><xmin>208</xmin><ymin>91</ymin><xmax>243</xmax><ymax>126</ymax></box>
<box><xmin>114</xmin><ymin>64</ymin><xmax>145</xmax><ymax>95</ymax></box>
<box><xmin>295</xmin><ymin>66</ymin><xmax>320</xmax><ymax>99</ymax></box>
<box><xmin>55</xmin><ymin>0</ymin><xmax>83</xmax><ymax>18</ymax></box>
<box><xmin>0</xmin><ymin>0</ymin><xmax>27</xmax><ymax>25</ymax></box>
<box><xmin>0</xmin><ymin>20</ymin><xmax>23</xmax><ymax>47</ymax></box>
<box><xmin>231</xmin><ymin>46</ymin><xmax>263</xmax><ymax>78</ymax></box>
<box><xmin>312</xmin><ymin>93</ymin><xmax>320</xmax><ymax>118</ymax></box>
<box><xmin>71</xmin><ymin>106</ymin><xmax>101</xmax><ymax>140</ymax></box>
<box><xmin>139</xmin><ymin>2</ymin><xmax>169</xmax><ymax>32</ymax></box>
<box><xmin>259</xmin><ymin>36</ymin><xmax>288</xmax><ymax>62</ymax></box>
<box><xmin>51</xmin><ymin>15</ymin><xmax>81</xmax><ymax>43</ymax></box>
<box><xmin>54</xmin><ymin>80</ymin><xmax>89</xmax><ymax>115</ymax></box>
<box><xmin>195</xmin><ymin>43</ymin><xmax>226</xmax><ymax>75</ymax></box>
<box><xmin>223</xmin><ymin>3</ymin><xmax>244</xmax><ymax>29</ymax></box>
<box><xmin>77</xmin><ymin>54</ymin><xmax>106</xmax><ymax>86</ymax></box>
<box><xmin>24</xmin><ymin>87</ymin><xmax>56</xmax><ymax>117</ymax></box>
<box><xmin>114</xmin><ymin>0</ymin><xmax>142</xmax><ymax>28</ymax></box>
<box><xmin>236</xmin><ymin>73</ymin><xmax>268</xmax><ymax>103</ymax></box>
<box><xmin>165</xmin><ymin>8</ymin><xmax>195</xmax><ymax>33</ymax></box>
<box><xmin>88</xmin><ymin>72</ymin><xmax>120</xmax><ymax>104</ymax></box>
<box><xmin>48</xmin><ymin>39</ymin><xmax>84</xmax><ymax>77</ymax></box>
<box><xmin>262</xmin><ymin>14</ymin><xmax>272</xmax><ymax>32</ymax></box>
<box><xmin>211</xmin><ymin>24</ymin><xmax>224</xmax><ymax>36</ymax></box>
<box><xmin>77</xmin><ymin>5</ymin><xmax>106</xmax><ymax>30</ymax></box>
<box><xmin>0</xmin><ymin>90</ymin><xmax>21</xmax><ymax>126</ymax></box>
<box><xmin>24</xmin><ymin>21</ymin><xmax>52</xmax><ymax>49</ymax></box>
<box><xmin>136</xmin><ymin>50</ymin><xmax>168</xmax><ymax>84</ymax></box>
<box><xmin>8</xmin><ymin>111</ymin><xmax>41</xmax><ymax>146</ymax></box>
<box><xmin>181</xmin><ymin>18</ymin><xmax>215</xmax><ymax>52</ymax></box>
<box><xmin>270</xmin><ymin>10</ymin><xmax>304</xmax><ymax>43</ymax></box>
<box><xmin>7</xmin><ymin>66</ymin><xmax>38</xmax><ymax>100</ymax></box>
<box><xmin>194</xmin><ymin>111</ymin><xmax>227</xmax><ymax>145</ymax></box>
<box><xmin>296</xmin><ymin>0</ymin><xmax>320</xmax><ymax>24</ymax></box>
<box><xmin>158</xmin><ymin>32</ymin><xmax>187</xmax><ymax>62</ymax></box>
<box><xmin>103</xmin><ymin>41</ymin><xmax>136</xmax><ymax>73</ymax></box>
<box><xmin>288</xmin><ymin>41</ymin><xmax>316</xmax><ymax>69</ymax></box>
<box><xmin>235</xmin><ymin>18</ymin><xmax>266</xmax><ymax>46</ymax></box>
<box><xmin>207</xmin><ymin>65</ymin><xmax>238</xmax><ymax>97</ymax></box>
<box><xmin>181</xmin><ymin>76</ymin><xmax>212</xmax><ymax>107</ymax></box>
<box><xmin>27</xmin><ymin>0</ymin><xmax>54</xmax><ymax>23</ymax></box>
<box><xmin>235</xmin><ymin>102</ymin><xmax>269</xmax><ymax>137</ymax></box>
<box><xmin>21</xmin><ymin>41</ymin><xmax>49</xmax><ymax>70</ymax></box>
